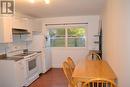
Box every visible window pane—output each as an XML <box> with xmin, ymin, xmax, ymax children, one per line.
<box><xmin>68</xmin><ymin>27</ymin><xmax>85</xmax><ymax>37</ymax></box>
<box><xmin>49</xmin><ymin>28</ymin><xmax>65</xmax><ymax>38</ymax></box>
<box><xmin>49</xmin><ymin>27</ymin><xmax>86</xmax><ymax>47</ymax></box>
<box><xmin>50</xmin><ymin>38</ymin><xmax>65</xmax><ymax>47</ymax></box>
<box><xmin>68</xmin><ymin>38</ymin><xmax>85</xmax><ymax>47</ymax></box>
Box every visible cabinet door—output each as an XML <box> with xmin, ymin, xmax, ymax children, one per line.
<box><xmin>0</xmin><ymin>17</ymin><xmax>13</xmax><ymax>43</ymax></box>
<box><xmin>37</xmin><ymin>53</ymin><xmax>43</xmax><ymax>74</ymax></box>
<box><xmin>27</xmin><ymin>19</ymin><xmax>32</xmax><ymax>33</ymax></box>
<box><xmin>15</xmin><ymin>60</ymin><xmax>26</xmax><ymax>87</ymax></box>
<box><xmin>13</xmin><ymin>17</ymin><xmax>21</xmax><ymax>29</ymax></box>
<box><xmin>4</xmin><ymin>17</ymin><xmax>13</xmax><ymax>43</ymax></box>
<box><xmin>32</xmin><ymin>19</ymin><xmax>42</xmax><ymax>32</ymax></box>
<box><xmin>20</xmin><ymin>18</ymin><xmax>29</xmax><ymax>30</ymax></box>
<box><xmin>13</xmin><ymin>17</ymin><xmax>30</xmax><ymax>31</ymax></box>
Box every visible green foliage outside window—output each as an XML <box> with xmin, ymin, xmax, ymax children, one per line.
<box><xmin>49</xmin><ymin>27</ymin><xmax>86</xmax><ymax>47</ymax></box>
<box><xmin>68</xmin><ymin>27</ymin><xmax>85</xmax><ymax>37</ymax></box>
<box><xmin>49</xmin><ymin>28</ymin><xmax>65</xmax><ymax>37</ymax></box>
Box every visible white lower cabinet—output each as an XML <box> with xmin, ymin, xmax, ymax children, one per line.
<box><xmin>37</xmin><ymin>53</ymin><xmax>43</xmax><ymax>74</ymax></box>
<box><xmin>15</xmin><ymin>59</ymin><xmax>27</xmax><ymax>87</ymax></box>
<box><xmin>0</xmin><ymin>59</ymin><xmax>26</xmax><ymax>87</ymax></box>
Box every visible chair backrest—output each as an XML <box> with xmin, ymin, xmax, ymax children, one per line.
<box><xmin>87</xmin><ymin>52</ymin><xmax>102</xmax><ymax>60</ymax></box>
<box><xmin>66</xmin><ymin>57</ymin><xmax>75</xmax><ymax>72</ymax></box>
<box><xmin>83</xmin><ymin>78</ymin><xmax>116</xmax><ymax>87</ymax></box>
<box><xmin>62</xmin><ymin>61</ymin><xmax>75</xmax><ymax>87</ymax></box>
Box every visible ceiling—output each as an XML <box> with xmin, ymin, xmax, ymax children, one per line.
<box><xmin>15</xmin><ymin>0</ymin><xmax>106</xmax><ymax>18</ymax></box>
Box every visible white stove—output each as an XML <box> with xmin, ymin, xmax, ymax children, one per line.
<box><xmin>15</xmin><ymin>52</ymin><xmax>39</xmax><ymax>86</ymax></box>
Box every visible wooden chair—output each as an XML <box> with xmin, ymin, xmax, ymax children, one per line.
<box><xmin>82</xmin><ymin>78</ymin><xmax>117</xmax><ymax>87</ymax></box>
<box><xmin>87</xmin><ymin>52</ymin><xmax>101</xmax><ymax>61</ymax></box>
<box><xmin>66</xmin><ymin>57</ymin><xmax>75</xmax><ymax>73</ymax></box>
<box><xmin>62</xmin><ymin>61</ymin><xmax>77</xmax><ymax>87</ymax></box>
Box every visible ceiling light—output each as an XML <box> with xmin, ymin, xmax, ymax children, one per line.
<box><xmin>44</xmin><ymin>0</ymin><xmax>50</xmax><ymax>4</ymax></box>
<box><xmin>29</xmin><ymin>0</ymin><xmax>35</xmax><ymax>3</ymax></box>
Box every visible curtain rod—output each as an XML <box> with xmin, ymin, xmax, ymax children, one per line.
<box><xmin>45</xmin><ymin>23</ymin><xmax>88</xmax><ymax>26</ymax></box>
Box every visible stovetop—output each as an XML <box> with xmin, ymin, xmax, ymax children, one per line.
<box><xmin>0</xmin><ymin>51</ymin><xmax>37</xmax><ymax>61</ymax></box>
<box><xmin>14</xmin><ymin>52</ymin><xmax>34</xmax><ymax>57</ymax></box>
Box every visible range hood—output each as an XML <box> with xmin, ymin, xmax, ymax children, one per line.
<box><xmin>12</xmin><ymin>28</ymin><xmax>30</xmax><ymax>35</ymax></box>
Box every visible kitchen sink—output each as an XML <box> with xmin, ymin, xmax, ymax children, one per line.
<box><xmin>15</xmin><ymin>52</ymin><xmax>34</xmax><ymax>57</ymax></box>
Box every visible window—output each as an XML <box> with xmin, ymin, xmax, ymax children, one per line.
<box><xmin>67</xmin><ymin>27</ymin><xmax>86</xmax><ymax>47</ymax></box>
<box><xmin>49</xmin><ymin>28</ymin><xmax>65</xmax><ymax>47</ymax></box>
<box><xmin>49</xmin><ymin>27</ymin><xmax>86</xmax><ymax>47</ymax></box>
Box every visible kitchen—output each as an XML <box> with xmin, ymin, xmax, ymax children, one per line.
<box><xmin>0</xmin><ymin>1</ymin><xmax>100</xmax><ymax>86</ymax></box>
<box><xmin>0</xmin><ymin>5</ymin><xmax>52</xmax><ymax>87</ymax></box>
<box><xmin>0</xmin><ymin>0</ymin><xmax>130</xmax><ymax>87</ymax></box>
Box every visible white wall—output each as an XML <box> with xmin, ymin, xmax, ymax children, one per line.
<box><xmin>41</xmin><ymin>16</ymin><xmax>100</xmax><ymax>68</ymax></box>
<box><xmin>102</xmin><ymin>0</ymin><xmax>130</xmax><ymax>87</ymax></box>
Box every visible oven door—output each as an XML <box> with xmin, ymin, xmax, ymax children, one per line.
<box><xmin>26</xmin><ymin>54</ymin><xmax>38</xmax><ymax>78</ymax></box>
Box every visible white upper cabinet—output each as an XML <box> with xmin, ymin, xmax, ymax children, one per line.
<box><xmin>31</xmin><ymin>19</ymin><xmax>42</xmax><ymax>32</ymax></box>
<box><xmin>0</xmin><ymin>17</ymin><xmax>13</xmax><ymax>43</ymax></box>
<box><xmin>13</xmin><ymin>17</ymin><xmax>31</xmax><ymax>33</ymax></box>
<box><xmin>12</xmin><ymin>17</ymin><xmax>33</xmax><ymax>41</ymax></box>
<box><xmin>13</xmin><ymin>17</ymin><xmax>21</xmax><ymax>29</ymax></box>
<box><xmin>13</xmin><ymin>17</ymin><xmax>42</xmax><ymax>33</ymax></box>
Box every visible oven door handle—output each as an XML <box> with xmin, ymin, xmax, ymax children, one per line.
<box><xmin>30</xmin><ymin>54</ymin><xmax>38</xmax><ymax>58</ymax></box>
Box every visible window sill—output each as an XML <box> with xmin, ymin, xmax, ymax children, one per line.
<box><xmin>50</xmin><ymin>47</ymin><xmax>87</xmax><ymax>50</ymax></box>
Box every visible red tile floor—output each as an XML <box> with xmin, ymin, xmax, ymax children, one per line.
<box><xmin>29</xmin><ymin>68</ymin><xmax>68</xmax><ymax>87</ymax></box>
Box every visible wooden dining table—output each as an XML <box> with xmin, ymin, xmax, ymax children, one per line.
<box><xmin>72</xmin><ymin>60</ymin><xmax>117</xmax><ymax>83</ymax></box>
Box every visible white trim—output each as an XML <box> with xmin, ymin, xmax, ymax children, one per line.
<box><xmin>48</xmin><ymin>25</ymin><xmax>88</xmax><ymax>48</ymax></box>
<box><xmin>65</xmin><ymin>27</ymin><xmax>68</xmax><ymax>47</ymax></box>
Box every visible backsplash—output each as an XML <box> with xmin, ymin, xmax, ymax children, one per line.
<box><xmin>0</xmin><ymin>42</ymin><xmax>26</xmax><ymax>55</ymax></box>
<box><xmin>0</xmin><ymin>35</ymin><xmax>31</xmax><ymax>55</ymax></box>
<box><xmin>0</xmin><ymin>11</ymin><xmax>34</xmax><ymax>55</ymax></box>
<box><xmin>0</xmin><ymin>44</ymin><xmax>8</xmax><ymax>54</ymax></box>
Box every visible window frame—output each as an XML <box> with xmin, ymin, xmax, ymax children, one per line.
<box><xmin>48</xmin><ymin>25</ymin><xmax>88</xmax><ymax>48</ymax></box>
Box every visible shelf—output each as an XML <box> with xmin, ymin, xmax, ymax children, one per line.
<box><xmin>94</xmin><ymin>41</ymin><xmax>99</xmax><ymax>44</ymax></box>
<box><xmin>94</xmin><ymin>35</ymin><xmax>100</xmax><ymax>37</ymax></box>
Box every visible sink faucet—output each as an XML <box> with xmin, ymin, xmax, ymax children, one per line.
<box><xmin>23</xmin><ymin>49</ymin><xmax>28</xmax><ymax>53</ymax></box>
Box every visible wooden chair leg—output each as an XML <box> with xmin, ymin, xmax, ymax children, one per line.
<box><xmin>68</xmin><ymin>84</ymin><xmax>71</xmax><ymax>87</ymax></box>
<box><xmin>68</xmin><ymin>84</ymin><xmax>74</xmax><ymax>87</ymax></box>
